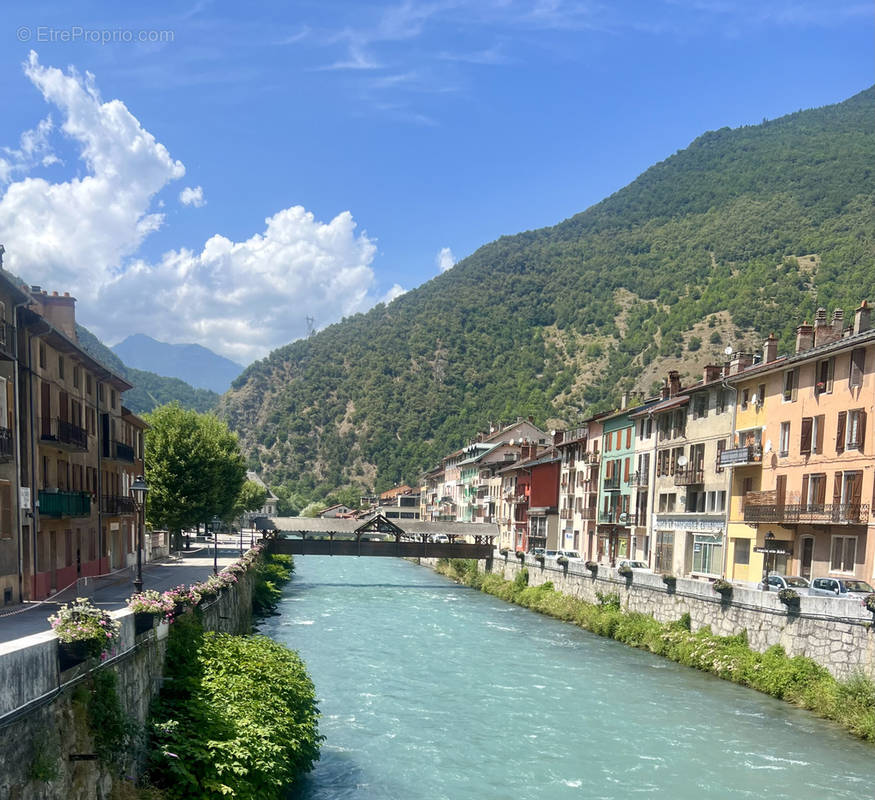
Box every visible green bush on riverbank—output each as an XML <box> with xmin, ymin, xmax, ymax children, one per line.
<box><xmin>435</xmin><ymin>559</ymin><xmax>875</xmax><ymax>742</ymax></box>
<box><xmin>147</xmin><ymin>612</ymin><xmax>321</xmax><ymax>800</ymax></box>
<box><xmin>252</xmin><ymin>552</ymin><xmax>295</xmax><ymax>615</ymax></box>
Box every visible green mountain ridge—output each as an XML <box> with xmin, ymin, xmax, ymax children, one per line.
<box><xmin>76</xmin><ymin>325</ymin><xmax>219</xmax><ymax>415</ymax></box>
<box><xmin>220</xmin><ymin>86</ymin><xmax>875</xmax><ymax>500</ymax></box>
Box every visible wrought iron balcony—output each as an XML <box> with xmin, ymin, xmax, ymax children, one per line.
<box><xmin>744</xmin><ymin>503</ymin><xmax>870</xmax><ymax>525</ymax></box>
<box><xmin>39</xmin><ymin>418</ymin><xmax>88</xmax><ymax>451</ymax></box>
<box><xmin>603</xmin><ymin>474</ymin><xmax>620</xmax><ymax>491</ymax></box>
<box><xmin>629</xmin><ymin>470</ymin><xmax>649</xmax><ymax>488</ymax></box>
<box><xmin>560</xmin><ymin>508</ymin><xmax>573</xmax><ymax>520</ymax></box>
<box><xmin>674</xmin><ymin>466</ymin><xmax>705</xmax><ymax>486</ymax></box>
<box><xmin>598</xmin><ymin>511</ymin><xmax>637</xmax><ymax>526</ymax></box>
<box><xmin>581</xmin><ymin>506</ymin><xmax>596</xmax><ymax>520</ymax></box>
<box><xmin>38</xmin><ymin>489</ymin><xmax>91</xmax><ymax>518</ymax></box>
<box><xmin>112</xmin><ymin>440</ymin><xmax>135</xmax><ymax>463</ymax></box>
<box><xmin>0</xmin><ymin>426</ymin><xmax>12</xmax><ymax>462</ymax></box>
<box><xmin>101</xmin><ymin>495</ymin><xmax>136</xmax><ymax>515</ymax></box>
<box><xmin>717</xmin><ymin>445</ymin><xmax>762</xmax><ymax>468</ymax></box>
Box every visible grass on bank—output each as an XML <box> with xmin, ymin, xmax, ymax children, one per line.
<box><xmin>435</xmin><ymin>558</ymin><xmax>875</xmax><ymax>742</ymax></box>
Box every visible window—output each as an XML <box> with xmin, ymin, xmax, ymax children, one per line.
<box><xmin>779</xmin><ymin>422</ymin><xmax>790</xmax><ymax>457</ymax></box>
<box><xmin>625</xmin><ymin>427</ymin><xmax>632</xmax><ymax>449</ymax></box>
<box><xmin>58</xmin><ymin>356</ymin><xmax>64</xmax><ymax>380</ymax></box>
<box><xmin>654</xmin><ymin>531</ymin><xmax>674</xmax><ymax>573</ymax></box>
<box><xmin>846</xmin><ymin>409</ymin><xmax>866</xmax><ymax>450</ymax></box>
<box><xmin>692</xmin><ymin>393</ymin><xmax>707</xmax><ymax>419</ymax></box>
<box><xmin>800</xmin><ymin>417</ymin><xmax>812</xmax><ymax>455</ymax></box>
<box><xmin>686</xmin><ymin>489</ymin><xmax>705</xmax><ymax>513</ymax></box>
<box><xmin>741</xmin><ymin>388</ymin><xmax>749</xmax><ymax>410</ymax></box>
<box><xmin>73</xmin><ymin>366</ymin><xmax>80</xmax><ymax>389</ymax></box>
<box><xmin>86</xmin><ymin>374</ymin><xmax>93</xmax><ymax>395</ymax></box>
<box><xmin>849</xmin><ymin>348</ymin><xmax>865</xmax><ymax>389</ymax></box>
<box><xmin>830</xmin><ymin>535</ymin><xmax>856</xmax><ymax>573</ymax></box>
<box><xmin>715</xmin><ymin>439</ymin><xmax>726</xmax><ymax>473</ymax></box>
<box><xmin>811</xmin><ymin>415</ymin><xmax>824</xmax><ymax>454</ymax></box>
<box><xmin>658</xmin><ymin>493</ymin><xmax>676</xmax><ymax>513</ymax></box>
<box><xmin>782</xmin><ymin>369</ymin><xmax>798</xmax><ymax>402</ymax></box>
<box><xmin>756</xmin><ymin>384</ymin><xmax>765</xmax><ymax>408</ymax></box>
<box><xmin>707</xmin><ymin>491</ymin><xmax>726</xmax><ymax>513</ymax></box>
<box><xmin>801</xmin><ymin>473</ymin><xmax>826</xmax><ymax>510</ymax></box>
<box><xmin>691</xmin><ymin>533</ymin><xmax>723</xmax><ymax>575</ymax></box>
<box><xmin>816</xmin><ymin>357</ymin><xmax>834</xmax><ymax>394</ymax></box>
<box><xmin>733</xmin><ymin>538</ymin><xmax>750</xmax><ymax>565</ymax></box>
<box><xmin>605</xmin><ymin>431</ymin><xmax>612</xmax><ymax>451</ymax></box>
<box><xmin>657</xmin><ymin>449</ymin><xmax>670</xmax><ymax>477</ymax></box>
<box><xmin>98</xmin><ymin>383</ymin><xmax>104</xmax><ymax>403</ymax></box>
<box><xmin>715</xmin><ymin>389</ymin><xmax>726</xmax><ymax>415</ymax></box>
<box><xmin>39</xmin><ymin>343</ymin><xmax>46</xmax><ymax>369</ymax></box>
<box><xmin>111</xmin><ymin>389</ymin><xmax>117</xmax><ymax>409</ymax></box>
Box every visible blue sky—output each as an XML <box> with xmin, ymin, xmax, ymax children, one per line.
<box><xmin>0</xmin><ymin>1</ymin><xmax>871</xmax><ymax>364</ymax></box>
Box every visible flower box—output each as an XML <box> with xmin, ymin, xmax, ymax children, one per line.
<box><xmin>712</xmin><ymin>579</ymin><xmax>733</xmax><ymax>597</ymax></box>
<box><xmin>778</xmin><ymin>588</ymin><xmax>800</xmax><ymax>606</ymax></box>
<box><xmin>515</xmin><ymin>551</ymin><xmax>525</xmax><ymax>561</ymax></box>
<box><xmin>133</xmin><ymin>611</ymin><xmax>156</xmax><ymax>637</ymax></box>
<box><xmin>617</xmin><ymin>564</ymin><xmax>633</xmax><ymax>577</ymax></box>
<box><xmin>865</xmin><ymin>593</ymin><xmax>875</xmax><ymax>614</ymax></box>
<box><xmin>661</xmin><ymin>574</ymin><xmax>677</xmax><ymax>587</ymax></box>
<box><xmin>534</xmin><ymin>554</ymin><xmax>545</xmax><ymax>564</ymax></box>
<box><xmin>556</xmin><ymin>556</ymin><xmax>569</xmax><ymax>568</ymax></box>
<box><xmin>57</xmin><ymin>638</ymin><xmax>96</xmax><ymax>671</ymax></box>
<box><xmin>585</xmin><ymin>561</ymin><xmax>598</xmax><ymax>573</ymax></box>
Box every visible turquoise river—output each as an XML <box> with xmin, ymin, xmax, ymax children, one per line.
<box><xmin>260</xmin><ymin>556</ymin><xmax>875</xmax><ymax>799</ymax></box>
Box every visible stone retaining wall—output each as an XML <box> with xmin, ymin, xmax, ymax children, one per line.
<box><xmin>0</xmin><ymin>569</ymin><xmax>254</xmax><ymax>800</ymax></box>
<box><xmin>424</xmin><ymin>556</ymin><xmax>875</xmax><ymax>682</ymax></box>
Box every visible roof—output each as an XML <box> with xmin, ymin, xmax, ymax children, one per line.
<box><xmin>629</xmin><ymin>395</ymin><xmax>689</xmax><ymax>418</ymax></box>
<box><xmin>272</xmin><ymin>515</ymin><xmax>499</xmax><ymax>537</ymax></box>
<box><xmin>497</xmin><ymin>450</ymin><xmax>559</xmax><ymax>474</ymax></box>
<box><xmin>458</xmin><ymin>442</ymin><xmax>500</xmax><ymax>466</ymax></box>
<box><xmin>246</xmin><ymin>470</ymin><xmax>278</xmax><ymax>500</ymax></box>
<box><xmin>726</xmin><ymin>327</ymin><xmax>875</xmax><ymax>383</ymax></box>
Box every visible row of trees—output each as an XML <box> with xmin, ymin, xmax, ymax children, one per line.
<box><xmin>144</xmin><ymin>404</ymin><xmax>266</xmax><ymax>548</ymax></box>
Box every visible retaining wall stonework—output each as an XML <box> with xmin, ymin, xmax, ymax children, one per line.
<box><xmin>422</xmin><ymin>556</ymin><xmax>875</xmax><ymax>682</ymax></box>
<box><xmin>0</xmin><ymin>570</ymin><xmax>254</xmax><ymax>800</ymax></box>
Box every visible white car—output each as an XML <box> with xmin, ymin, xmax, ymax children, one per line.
<box><xmin>559</xmin><ymin>550</ymin><xmax>583</xmax><ymax>561</ymax></box>
<box><xmin>617</xmin><ymin>559</ymin><xmax>651</xmax><ymax>572</ymax></box>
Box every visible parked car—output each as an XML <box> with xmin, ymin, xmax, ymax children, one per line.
<box><xmin>808</xmin><ymin>577</ymin><xmax>875</xmax><ymax>597</ymax></box>
<box><xmin>428</xmin><ymin>534</ymin><xmax>449</xmax><ymax>543</ymax></box>
<box><xmin>531</xmin><ymin>547</ymin><xmax>545</xmax><ymax>558</ymax></box>
<box><xmin>545</xmin><ymin>549</ymin><xmax>560</xmax><ymax>559</ymax></box>
<box><xmin>759</xmin><ymin>574</ymin><xmax>810</xmax><ymax>592</ymax></box>
<box><xmin>617</xmin><ymin>559</ymin><xmax>651</xmax><ymax>572</ymax></box>
<box><xmin>559</xmin><ymin>550</ymin><xmax>583</xmax><ymax>561</ymax></box>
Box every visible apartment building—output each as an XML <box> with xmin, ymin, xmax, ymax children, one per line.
<box><xmin>727</xmin><ymin>305</ymin><xmax>875</xmax><ymax>583</ymax></box>
<box><xmin>636</xmin><ymin>369</ymin><xmax>733</xmax><ymax>576</ymax></box>
<box><xmin>596</xmin><ymin>407</ymin><xmax>639</xmax><ymax>564</ymax></box>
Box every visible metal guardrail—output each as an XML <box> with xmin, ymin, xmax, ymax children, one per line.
<box><xmin>39</xmin><ymin>418</ymin><xmax>88</xmax><ymax>450</ymax></box>
<box><xmin>717</xmin><ymin>445</ymin><xmax>762</xmax><ymax>467</ymax></box>
<box><xmin>674</xmin><ymin>466</ymin><xmax>704</xmax><ymax>486</ymax></box>
<box><xmin>744</xmin><ymin>503</ymin><xmax>870</xmax><ymax>525</ymax></box>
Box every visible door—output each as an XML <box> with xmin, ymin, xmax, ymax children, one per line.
<box><xmin>800</xmin><ymin>536</ymin><xmax>814</xmax><ymax>580</ymax></box>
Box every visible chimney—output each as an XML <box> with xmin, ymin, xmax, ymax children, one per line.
<box><xmin>729</xmin><ymin>353</ymin><xmax>753</xmax><ymax>375</ymax></box>
<box><xmin>703</xmin><ymin>364</ymin><xmax>722</xmax><ymax>383</ymax></box>
<box><xmin>854</xmin><ymin>300</ymin><xmax>871</xmax><ymax>335</ymax></box>
<box><xmin>832</xmin><ymin>308</ymin><xmax>844</xmax><ymax>339</ymax></box>
<box><xmin>668</xmin><ymin>370</ymin><xmax>681</xmax><ymax>397</ymax></box>
<box><xmin>35</xmin><ymin>290</ymin><xmax>78</xmax><ymax>341</ymax></box>
<box><xmin>660</xmin><ymin>378</ymin><xmax>670</xmax><ymax>400</ymax></box>
<box><xmin>763</xmin><ymin>333</ymin><xmax>778</xmax><ymax>364</ymax></box>
<box><xmin>621</xmin><ymin>391</ymin><xmax>630</xmax><ymax>409</ymax></box>
<box><xmin>796</xmin><ymin>322</ymin><xmax>813</xmax><ymax>353</ymax></box>
<box><xmin>813</xmin><ymin>307</ymin><xmax>836</xmax><ymax>348</ymax></box>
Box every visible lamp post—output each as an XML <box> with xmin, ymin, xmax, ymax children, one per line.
<box><xmin>130</xmin><ymin>475</ymin><xmax>149</xmax><ymax>593</ymax></box>
<box><xmin>762</xmin><ymin>530</ymin><xmax>775</xmax><ymax>591</ymax></box>
<box><xmin>211</xmin><ymin>515</ymin><xmax>222</xmax><ymax>575</ymax></box>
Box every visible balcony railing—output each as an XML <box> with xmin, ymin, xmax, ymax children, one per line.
<box><xmin>112</xmin><ymin>440</ymin><xmax>135</xmax><ymax>463</ymax></box>
<box><xmin>717</xmin><ymin>445</ymin><xmax>762</xmax><ymax>468</ymax></box>
<box><xmin>581</xmin><ymin>507</ymin><xmax>596</xmax><ymax>520</ymax></box>
<box><xmin>582</xmin><ymin>452</ymin><xmax>600</xmax><ymax>465</ymax></box>
<box><xmin>598</xmin><ymin>511</ymin><xmax>637</xmax><ymax>526</ymax></box>
<box><xmin>674</xmin><ymin>466</ymin><xmax>705</xmax><ymax>486</ymax></box>
<box><xmin>744</xmin><ymin>503</ymin><xmax>870</xmax><ymax>525</ymax></box>
<box><xmin>603</xmin><ymin>474</ymin><xmax>620</xmax><ymax>491</ymax></box>
<box><xmin>38</xmin><ymin>489</ymin><xmax>91</xmax><ymax>518</ymax></box>
<box><xmin>0</xmin><ymin>426</ymin><xmax>12</xmax><ymax>462</ymax></box>
<box><xmin>101</xmin><ymin>495</ymin><xmax>136</xmax><ymax>515</ymax></box>
<box><xmin>629</xmin><ymin>470</ymin><xmax>649</xmax><ymax>488</ymax></box>
<box><xmin>40</xmin><ymin>418</ymin><xmax>88</xmax><ymax>451</ymax></box>
<box><xmin>560</xmin><ymin>508</ymin><xmax>572</xmax><ymax>519</ymax></box>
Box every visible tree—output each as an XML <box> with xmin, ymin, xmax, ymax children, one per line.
<box><xmin>232</xmin><ymin>480</ymin><xmax>268</xmax><ymax>521</ymax></box>
<box><xmin>144</xmin><ymin>404</ymin><xmax>247</xmax><ymax>548</ymax></box>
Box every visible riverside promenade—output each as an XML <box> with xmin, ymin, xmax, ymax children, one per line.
<box><xmin>0</xmin><ymin>539</ymin><xmax>243</xmax><ymax>643</ymax></box>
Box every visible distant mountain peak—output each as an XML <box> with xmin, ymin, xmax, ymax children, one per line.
<box><xmin>112</xmin><ymin>334</ymin><xmax>243</xmax><ymax>394</ymax></box>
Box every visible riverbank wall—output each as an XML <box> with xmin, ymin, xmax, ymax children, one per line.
<box><xmin>420</xmin><ymin>556</ymin><xmax>875</xmax><ymax>682</ymax></box>
<box><xmin>0</xmin><ymin>572</ymin><xmax>253</xmax><ymax>800</ymax></box>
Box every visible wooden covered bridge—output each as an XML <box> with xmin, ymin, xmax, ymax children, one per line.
<box><xmin>268</xmin><ymin>514</ymin><xmax>497</xmax><ymax>560</ymax></box>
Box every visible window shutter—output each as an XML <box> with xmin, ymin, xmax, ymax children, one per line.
<box><xmin>775</xmin><ymin>474</ymin><xmax>786</xmax><ymax>508</ymax></box>
<box><xmin>815</xmin><ymin>414</ymin><xmax>825</xmax><ymax>454</ymax></box>
<box><xmin>858</xmin><ymin>410</ymin><xmax>867</xmax><ymax>453</ymax></box>
<box><xmin>850</xmin><ymin>348</ymin><xmax>864</xmax><ymax>388</ymax></box>
<box><xmin>801</xmin><ymin>475</ymin><xmax>809</xmax><ymax>508</ymax></box>
<box><xmin>625</xmin><ymin>427</ymin><xmax>631</xmax><ymax>449</ymax></box>
<box><xmin>850</xmin><ymin>473</ymin><xmax>862</xmax><ymax>507</ymax></box>
<box><xmin>624</xmin><ymin>457</ymin><xmax>630</xmax><ymax>482</ymax></box>
<box><xmin>831</xmin><ymin>472</ymin><xmax>841</xmax><ymax>509</ymax></box>
<box><xmin>816</xmin><ymin>475</ymin><xmax>827</xmax><ymax>505</ymax></box>
<box><xmin>836</xmin><ymin>411</ymin><xmax>846</xmax><ymax>453</ymax></box>
<box><xmin>800</xmin><ymin>417</ymin><xmax>812</xmax><ymax>455</ymax></box>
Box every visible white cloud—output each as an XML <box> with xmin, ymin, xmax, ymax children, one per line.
<box><xmin>436</xmin><ymin>246</ymin><xmax>455</xmax><ymax>272</ymax></box>
<box><xmin>179</xmin><ymin>185</ymin><xmax>206</xmax><ymax>207</ymax></box>
<box><xmin>0</xmin><ymin>52</ymin><xmax>386</xmax><ymax>365</ymax></box>
<box><xmin>381</xmin><ymin>283</ymin><xmax>406</xmax><ymax>303</ymax></box>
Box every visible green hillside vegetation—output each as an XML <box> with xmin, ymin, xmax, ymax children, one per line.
<box><xmin>220</xmin><ymin>87</ymin><xmax>875</xmax><ymax>501</ymax></box>
<box><xmin>76</xmin><ymin>325</ymin><xmax>220</xmax><ymax>414</ymax></box>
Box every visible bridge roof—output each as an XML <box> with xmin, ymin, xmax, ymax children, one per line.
<box><xmin>271</xmin><ymin>515</ymin><xmax>498</xmax><ymax>538</ymax></box>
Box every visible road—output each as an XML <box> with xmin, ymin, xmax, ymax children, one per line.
<box><xmin>0</xmin><ymin>539</ymin><xmax>250</xmax><ymax>644</ymax></box>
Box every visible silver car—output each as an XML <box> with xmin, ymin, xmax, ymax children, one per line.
<box><xmin>759</xmin><ymin>574</ymin><xmax>810</xmax><ymax>592</ymax></box>
<box><xmin>808</xmin><ymin>577</ymin><xmax>874</xmax><ymax>597</ymax></box>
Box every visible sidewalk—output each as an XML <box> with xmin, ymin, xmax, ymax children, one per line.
<box><xmin>0</xmin><ymin>541</ymin><xmax>245</xmax><ymax>644</ymax></box>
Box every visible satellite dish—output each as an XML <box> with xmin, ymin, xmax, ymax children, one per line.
<box><xmin>764</xmin><ymin>440</ymin><xmax>772</xmax><ymax>453</ymax></box>
<box><xmin>724</xmin><ymin>346</ymin><xmax>733</xmax><ymax>356</ymax></box>
<box><xmin>750</xmin><ymin>394</ymin><xmax>758</xmax><ymax>405</ymax></box>
<box><xmin>677</xmin><ymin>455</ymin><xmax>688</xmax><ymax>467</ymax></box>
<box><xmin>550</xmin><ymin>429</ymin><xmax>556</xmax><ymax>436</ymax></box>
<box><xmin>509</xmin><ymin>439</ymin><xmax>515</xmax><ymax>445</ymax></box>
<box><xmin>618</xmin><ymin>512</ymin><xmax>628</xmax><ymax>524</ymax></box>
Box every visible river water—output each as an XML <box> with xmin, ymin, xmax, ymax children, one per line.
<box><xmin>260</xmin><ymin>557</ymin><xmax>874</xmax><ymax>800</ymax></box>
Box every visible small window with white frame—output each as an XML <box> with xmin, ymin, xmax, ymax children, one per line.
<box><xmin>779</xmin><ymin>421</ymin><xmax>790</xmax><ymax>457</ymax></box>
<box><xmin>782</xmin><ymin>368</ymin><xmax>798</xmax><ymax>402</ymax></box>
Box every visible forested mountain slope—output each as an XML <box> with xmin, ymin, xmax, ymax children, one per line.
<box><xmin>220</xmin><ymin>87</ymin><xmax>875</xmax><ymax>500</ymax></box>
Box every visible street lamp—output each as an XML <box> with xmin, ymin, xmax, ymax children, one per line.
<box><xmin>211</xmin><ymin>515</ymin><xmax>222</xmax><ymax>575</ymax></box>
<box><xmin>762</xmin><ymin>530</ymin><xmax>775</xmax><ymax>591</ymax></box>
<box><xmin>130</xmin><ymin>475</ymin><xmax>149</xmax><ymax>593</ymax></box>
